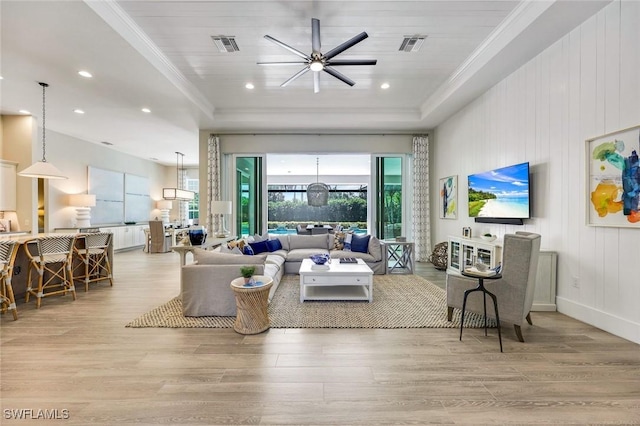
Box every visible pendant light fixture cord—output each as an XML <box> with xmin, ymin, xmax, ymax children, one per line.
<box><xmin>40</xmin><ymin>82</ymin><xmax>49</xmax><ymax>163</ymax></box>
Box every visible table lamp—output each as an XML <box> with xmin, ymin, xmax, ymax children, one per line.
<box><xmin>156</xmin><ymin>200</ymin><xmax>173</xmax><ymax>225</ymax></box>
<box><xmin>68</xmin><ymin>194</ymin><xmax>96</xmax><ymax>227</ymax></box>
<box><xmin>211</xmin><ymin>200</ymin><xmax>232</xmax><ymax>237</ymax></box>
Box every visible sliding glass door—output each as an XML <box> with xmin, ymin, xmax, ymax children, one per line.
<box><xmin>374</xmin><ymin>156</ymin><xmax>403</xmax><ymax>240</ymax></box>
<box><xmin>235</xmin><ymin>157</ymin><xmax>263</xmax><ymax>237</ymax></box>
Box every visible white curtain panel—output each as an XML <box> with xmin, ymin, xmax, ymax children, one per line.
<box><xmin>179</xmin><ymin>169</ymin><xmax>189</xmax><ymax>225</ymax></box>
<box><xmin>412</xmin><ymin>135</ymin><xmax>431</xmax><ymax>262</ymax></box>
<box><xmin>207</xmin><ymin>134</ymin><xmax>221</xmax><ymax>235</ymax></box>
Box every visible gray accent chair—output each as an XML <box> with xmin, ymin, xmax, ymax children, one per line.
<box><xmin>446</xmin><ymin>231</ymin><xmax>541</xmax><ymax>342</ymax></box>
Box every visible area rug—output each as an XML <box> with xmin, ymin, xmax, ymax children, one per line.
<box><xmin>126</xmin><ymin>274</ymin><xmax>493</xmax><ymax>329</ymax></box>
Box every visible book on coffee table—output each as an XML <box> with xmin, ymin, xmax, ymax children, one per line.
<box><xmin>340</xmin><ymin>257</ymin><xmax>358</xmax><ymax>264</ymax></box>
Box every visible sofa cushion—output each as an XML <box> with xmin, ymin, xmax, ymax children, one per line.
<box><xmin>194</xmin><ymin>249</ymin><xmax>265</xmax><ymax>265</ymax></box>
<box><xmin>249</xmin><ymin>240</ymin><xmax>269</xmax><ymax>254</ymax></box>
<box><xmin>243</xmin><ymin>245</ymin><xmax>254</xmax><ymax>255</ymax></box>
<box><xmin>266</xmin><ymin>238</ymin><xmax>283</xmax><ymax>252</ymax></box>
<box><xmin>263</xmin><ymin>263</ymin><xmax>281</xmax><ymax>280</ymax></box>
<box><xmin>368</xmin><ymin>236</ymin><xmax>382</xmax><ymax>261</ymax></box>
<box><xmin>289</xmin><ymin>234</ymin><xmax>330</xmax><ymax>250</ymax></box>
<box><xmin>265</xmin><ymin>253</ymin><xmax>286</xmax><ymax>271</ymax></box>
<box><xmin>333</xmin><ymin>231</ymin><xmax>345</xmax><ymax>250</ymax></box>
<box><xmin>276</xmin><ymin>235</ymin><xmax>290</xmax><ymax>251</ymax></box>
<box><xmin>286</xmin><ymin>248</ymin><xmax>330</xmax><ymax>262</ymax></box>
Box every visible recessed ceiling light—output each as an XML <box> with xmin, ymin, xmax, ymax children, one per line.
<box><xmin>73</xmin><ymin>109</ymin><xmax>85</xmax><ymax>114</ymax></box>
<box><xmin>381</xmin><ymin>83</ymin><xmax>390</xmax><ymax>89</ymax></box>
<box><xmin>141</xmin><ymin>108</ymin><xmax>151</xmax><ymax>113</ymax></box>
<box><xmin>150</xmin><ymin>157</ymin><xmax>159</xmax><ymax>161</ymax></box>
<box><xmin>245</xmin><ymin>83</ymin><xmax>255</xmax><ymax>90</ymax></box>
<box><xmin>78</xmin><ymin>70</ymin><xmax>93</xmax><ymax>78</ymax></box>
<box><xmin>0</xmin><ymin>76</ymin><xmax>4</xmax><ymax>80</ymax></box>
<box><xmin>19</xmin><ymin>109</ymin><xmax>30</xmax><ymax>114</ymax></box>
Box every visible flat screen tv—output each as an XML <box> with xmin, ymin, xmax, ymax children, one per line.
<box><xmin>468</xmin><ymin>162</ymin><xmax>530</xmax><ymax>225</ymax></box>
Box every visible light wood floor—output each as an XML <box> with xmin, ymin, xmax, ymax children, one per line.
<box><xmin>2</xmin><ymin>249</ymin><xmax>639</xmax><ymax>425</ymax></box>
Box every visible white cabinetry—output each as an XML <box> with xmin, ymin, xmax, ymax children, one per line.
<box><xmin>447</xmin><ymin>236</ymin><xmax>502</xmax><ymax>274</ymax></box>
<box><xmin>0</xmin><ymin>160</ymin><xmax>17</xmax><ymax>211</ymax></box>
<box><xmin>100</xmin><ymin>225</ymin><xmax>146</xmax><ymax>251</ymax></box>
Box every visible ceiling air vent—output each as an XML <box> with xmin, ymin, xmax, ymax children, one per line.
<box><xmin>399</xmin><ymin>35</ymin><xmax>426</xmax><ymax>52</ymax></box>
<box><xmin>211</xmin><ymin>35</ymin><xmax>239</xmax><ymax>53</ymax></box>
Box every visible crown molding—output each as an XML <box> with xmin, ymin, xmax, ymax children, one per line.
<box><xmin>84</xmin><ymin>0</ymin><xmax>214</xmax><ymax>120</ymax></box>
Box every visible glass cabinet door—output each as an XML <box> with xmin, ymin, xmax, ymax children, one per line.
<box><xmin>449</xmin><ymin>240</ymin><xmax>460</xmax><ymax>269</ymax></box>
<box><xmin>476</xmin><ymin>247</ymin><xmax>492</xmax><ymax>266</ymax></box>
<box><xmin>462</xmin><ymin>244</ymin><xmax>475</xmax><ymax>268</ymax></box>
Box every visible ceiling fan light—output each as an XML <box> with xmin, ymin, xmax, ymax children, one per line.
<box><xmin>309</xmin><ymin>61</ymin><xmax>323</xmax><ymax>72</ymax></box>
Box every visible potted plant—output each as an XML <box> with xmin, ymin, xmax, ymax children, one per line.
<box><xmin>240</xmin><ymin>265</ymin><xmax>256</xmax><ymax>285</ymax></box>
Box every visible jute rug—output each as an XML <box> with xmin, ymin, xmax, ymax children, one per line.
<box><xmin>126</xmin><ymin>274</ymin><xmax>493</xmax><ymax>329</ymax></box>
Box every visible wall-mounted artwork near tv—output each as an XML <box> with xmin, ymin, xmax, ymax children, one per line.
<box><xmin>468</xmin><ymin>162</ymin><xmax>530</xmax><ymax>225</ymax></box>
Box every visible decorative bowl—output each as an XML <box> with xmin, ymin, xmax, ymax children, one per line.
<box><xmin>481</xmin><ymin>235</ymin><xmax>496</xmax><ymax>242</ymax></box>
<box><xmin>309</xmin><ymin>254</ymin><xmax>330</xmax><ymax>265</ymax></box>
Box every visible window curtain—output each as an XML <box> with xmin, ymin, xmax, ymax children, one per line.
<box><xmin>179</xmin><ymin>169</ymin><xmax>189</xmax><ymax>225</ymax></box>
<box><xmin>412</xmin><ymin>135</ymin><xmax>430</xmax><ymax>261</ymax></box>
<box><xmin>207</xmin><ymin>134</ymin><xmax>221</xmax><ymax>235</ymax></box>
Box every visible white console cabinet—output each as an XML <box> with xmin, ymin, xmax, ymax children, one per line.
<box><xmin>447</xmin><ymin>236</ymin><xmax>502</xmax><ymax>274</ymax></box>
<box><xmin>447</xmin><ymin>236</ymin><xmax>557</xmax><ymax>312</ymax></box>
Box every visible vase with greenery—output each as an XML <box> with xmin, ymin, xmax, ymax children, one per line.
<box><xmin>240</xmin><ymin>265</ymin><xmax>256</xmax><ymax>284</ymax></box>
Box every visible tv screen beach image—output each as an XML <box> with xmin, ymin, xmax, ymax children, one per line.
<box><xmin>468</xmin><ymin>162</ymin><xmax>530</xmax><ymax>219</ymax></box>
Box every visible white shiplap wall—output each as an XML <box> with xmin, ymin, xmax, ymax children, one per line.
<box><xmin>432</xmin><ymin>0</ymin><xmax>640</xmax><ymax>344</ymax></box>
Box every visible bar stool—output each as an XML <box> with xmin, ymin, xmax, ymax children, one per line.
<box><xmin>24</xmin><ymin>235</ymin><xmax>77</xmax><ymax>308</ymax></box>
<box><xmin>73</xmin><ymin>232</ymin><xmax>113</xmax><ymax>292</ymax></box>
<box><xmin>0</xmin><ymin>240</ymin><xmax>20</xmax><ymax>320</ymax></box>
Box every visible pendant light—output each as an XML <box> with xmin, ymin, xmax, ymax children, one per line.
<box><xmin>18</xmin><ymin>82</ymin><xmax>68</xmax><ymax>179</ymax></box>
<box><xmin>163</xmin><ymin>152</ymin><xmax>195</xmax><ymax>201</ymax></box>
<box><xmin>307</xmin><ymin>157</ymin><xmax>329</xmax><ymax>206</ymax></box>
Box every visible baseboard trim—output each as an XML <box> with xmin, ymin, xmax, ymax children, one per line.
<box><xmin>556</xmin><ymin>296</ymin><xmax>640</xmax><ymax>344</ymax></box>
<box><xmin>531</xmin><ymin>302</ymin><xmax>556</xmax><ymax>312</ymax></box>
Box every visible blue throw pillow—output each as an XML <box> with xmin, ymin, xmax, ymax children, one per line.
<box><xmin>266</xmin><ymin>238</ymin><xmax>283</xmax><ymax>252</ymax></box>
<box><xmin>249</xmin><ymin>240</ymin><xmax>269</xmax><ymax>254</ymax></box>
<box><xmin>243</xmin><ymin>245</ymin><xmax>254</xmax><ymax>255</ymax></box>
<box><xmin>351</xmin><ymin>234</ymin><xmax>370</xmax><ymax>253</ymax></box>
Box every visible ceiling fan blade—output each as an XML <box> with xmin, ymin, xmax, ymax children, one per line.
<box><xmin>264</xmin><ymin>35</ymin><xmax>310</xmax><ymax>60</ymax></box>
<box><xmin>323</xmin><ymin>66</ymin><xmax>355</xmax><ymax>86</ymax></box>
<box><xmin>257</xmin><ymin>61</ymin><xmax>308</xmax><ymax>66</ymax></box>
<box><xmin>281</xmin><ymin>66</ymin><xmax>311</xmax><ymax>87</ymax></box>
<box><xmin>313</xmin><ymin>71</ymin><xmax>320</xmax><ymax>93</ymax></box>
<box><xmin>312</xmin><ymin>18</ymin><xmax>321</xmax><ymax>55</ymax></box>
<box><xmin>326</xmin><ymin>59</ymin><xmax>378</xmax><ymax>66</ymax></box>
<box><xmin>323</xmin><ymin>32</ymin><xmax>369</xmax><ymax>60</ymax></box>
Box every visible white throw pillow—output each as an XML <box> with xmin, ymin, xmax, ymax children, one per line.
<box><xmin>220</xmin><ymin>244</ymin><xmax>243</xmax><ymax>255</ymax></box>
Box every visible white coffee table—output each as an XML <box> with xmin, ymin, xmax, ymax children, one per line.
<box><xmin>299</xmin><ymin>258</ymin><xmax>374</xmax><ymax>302</ymax></box>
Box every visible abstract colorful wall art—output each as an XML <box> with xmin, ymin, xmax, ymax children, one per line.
<box><xmin>439</xmin><ymin>175</ymin><xmax>457</xmax><ymax>219</ymax></box>
<box><xmin>587</xmin><ymin>125</ymin><xmax>640</xmax><ymax>227</ymax></box>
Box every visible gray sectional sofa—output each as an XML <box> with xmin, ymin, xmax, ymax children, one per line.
<box><xmin>180</xmin><ymin>233</ymin><xmax>386</xmax><ymax>317</ymax></box>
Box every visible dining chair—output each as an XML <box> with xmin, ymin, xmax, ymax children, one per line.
<box><xmin>73</xmin><ymin>232</ymin><xmax>113</xmax><ymax>291</ymax></box>
<box><xmin>0</xmin><ymin>240</ymin><xmax>20</xmax><ymax>320</ymax></box>
<box><xmin>24</xmin><ymin>235</ymin><xmax>77</xmax><ymax>308</ymax></box>
<box><xmin>149</xmin><ymin>220</ymin><xmax>172</xmax><ymax>253</ymax></box>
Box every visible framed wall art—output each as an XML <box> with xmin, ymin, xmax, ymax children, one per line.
<box><xmin>439</xmin><ymin>175</ymin><xmax>458</xmax><ymax>219</ymax></box>
<box><xmin>586</xmin><ymin>124</ymin><xmax>640</xmax><ymax>228</ymax></box>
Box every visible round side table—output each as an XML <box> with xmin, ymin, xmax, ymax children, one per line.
<box><xmin>230</xmin><ymin>275</ymin><xmax>273</xmax><ymax>335</ymax></box>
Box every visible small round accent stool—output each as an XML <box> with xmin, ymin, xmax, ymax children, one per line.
<box><xmin>230</xmin><ymin>275</ymin><xmax>273</xmax><ymax>335</ymax></box>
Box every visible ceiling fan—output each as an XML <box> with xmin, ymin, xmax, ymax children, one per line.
<box><xmin>258</xmin><ymin>18</ymin><xmax>377</xmax><ymax>93</ymax></box>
